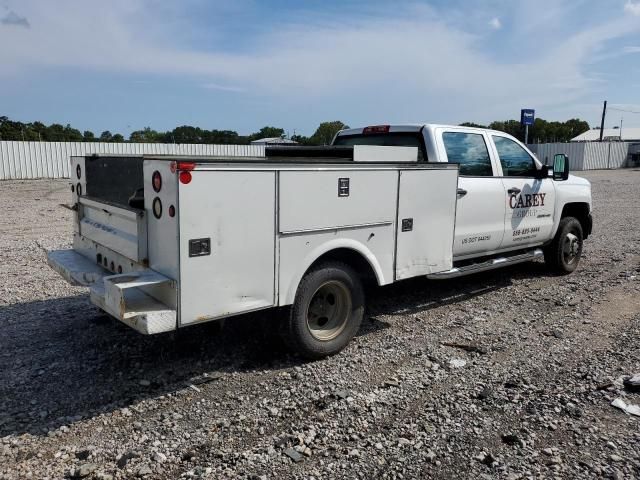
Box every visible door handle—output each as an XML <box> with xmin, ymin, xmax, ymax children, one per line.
<box><xmin>456</xmin><ymin>188</ymin><xmax>468</xmax><ymax>197</ymax></box>
<box><xmin>508</xmin><ymin>187</ymin><xmax>521</xmax><ymax>195</ymax></box>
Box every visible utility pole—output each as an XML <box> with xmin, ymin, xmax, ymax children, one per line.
<box><xmin>599</xmin><ymin>100</ymin><xmax>607</xmax><ymax>142</ymax></box>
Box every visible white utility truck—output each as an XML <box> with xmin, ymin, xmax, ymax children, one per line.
<box><xmin>48</xmin><ymin>124</ymin><xmax>592</xmax><ymax>359</ymax></box>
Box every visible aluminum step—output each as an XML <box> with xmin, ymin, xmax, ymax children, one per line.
<box><xmin>47</xmin><ymin>249</ymin><xmax>106</xmax><ymax>286</ymax></box>
<box><xmin>48</xmin><ymin>249</ymin><xmax>176</xmax><ymax>334</ymax></box>
<box><xmin>426</xmin><ymin>248</ymin><xmax>544</xmax><ymax>279</ymax></box>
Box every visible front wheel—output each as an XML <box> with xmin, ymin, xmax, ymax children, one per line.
<box><xmin>544</xmin><ymin>216</ymin><xmax>583</xmax><ymax>274</ymax></box>
<box><xmin>282</xmin><ymin>262</ymin><xmax>364</xmax><ymax>359</ymax></box>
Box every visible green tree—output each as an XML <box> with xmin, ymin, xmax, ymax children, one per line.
<box><xmin>202</xmin><ymin>129</ymin><xmax>246</xmax><ymax>144</ymax></box>
<box><xmin>30</xmin><ymin>122</ymin><xmax>47</xmax><ymax>141</ymax></box>
<box><xmin>99</xmin><ymin>131</ymin><xmax>113</xmax><ymax>142</ymax></box>
<box><xmin>308</xmin><ymin>121</ymin><xmax>349</xmax><ymax>145</ymax></box>
<box><xmin>63</xmin><ymin>124</ymin><xmax>83</xmax><ymax>142</ymax></box>
<box><xmin>290</xmin><ymin>134</ymin><xmax>311</xmax><ymax>145</ymax></box>
<box><xmin>459</xmin><ymin>122</ymin><xmax>487</xmax><ymax>128</ymax></box>
<box><xmin>112</xmin><ymin>133</ymin><xmax>125</xmax><ymax>143</ymax></box>
<box><xmin>129</xmin><ymin>127</ymin><xmax>162</xmax><ymax>143</ymax></box>
<box><xmin>47</xmin><ymin>124</ymin><xmax>67</xmax><ymax>141</ymax></box>
<box><xmin>488</xmin><ymin>120</ymin><xmax>523</xmax><ymax>140</ymax></box>
<box><xmin>83</xmin><ymin>130</ymin><xmax>96</xmax><ymax>142</ymax></box>
<box><xmin>170</xmin><ymin>126</ymin><xmax>204</xmax><ymax>144</ymax></box>
<box><xmin>248</xmin><ymin>126</ymin><xmax>285</xmax><ymax>142</ymax></box>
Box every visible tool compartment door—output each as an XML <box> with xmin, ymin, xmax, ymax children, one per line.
<box><xmin>395</xmin><ymin>168</ymin><xmax>458</xmax><ymax>280</ymax></box>
<box><xmin>178</xmin><ymin>171</ymin><xmax>275</xmax><ymax>324</ymax></box>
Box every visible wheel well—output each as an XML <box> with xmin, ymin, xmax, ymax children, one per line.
<box><xmin>307</xmin><ymin>248</ymin><xmax>379</xmax><ymax>285</ymax></box>
<box><xmin>561</xmin><ymin>202</ymin><xmax>591</xmax><ymax>238</ymax></box>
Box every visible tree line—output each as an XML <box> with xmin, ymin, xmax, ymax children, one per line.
<box><xmin>0</xmin><ymin>115</ymin><xmax>589</xmax><ymax>145</ymax></box>
<box><xmin>459</xmin><ymin>118</ymin><xmax>590</xmax><ymax>143</ymax></box>
<box><xmin>0</xmin><ymin>116</ymin><xmax>349</xmax><ymax>146</ymax></box>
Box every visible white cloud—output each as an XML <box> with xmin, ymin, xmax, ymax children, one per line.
<box><xmin>624</xmin><ymin>1</ymin><xmax>640</xmax><ymax>16</ymax></box>
<box><xmin>0</xmin><ymin>1</ymin><xmax>639</xmax><ymax>126</ymax></box>
<box><xmin>201</xmin><ymin>82</ymin><xmax>244</xmax><ymax>93</ymax></box>
<box><xmin>489</xmin><ymin>17</ymin><xmax>502</xmax><ymax>30</ymax></box>
<box><xmin>623</xmin><ymin>45</ymin><xmax>640</xmax><ymax>52</ymax></box>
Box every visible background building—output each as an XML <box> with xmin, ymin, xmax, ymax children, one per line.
<box><xmin>571</xmin><ymin>127</ymin><xmax>640</xmax><ymax>142</ymax></box>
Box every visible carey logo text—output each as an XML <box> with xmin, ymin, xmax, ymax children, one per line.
<box><xmin>509</xmin><ymin>193</ymin><xmax>546</xmax><ymax>209</ymax></box>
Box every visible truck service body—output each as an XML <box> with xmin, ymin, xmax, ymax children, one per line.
<box><xmin>48</xmin><ymin>124</ymin><xmax>592</xmax><ymax>358</ymax></box>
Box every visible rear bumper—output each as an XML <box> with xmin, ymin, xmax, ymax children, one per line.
<box><xmin>47</xmin><ymin>249</ymin><xmax>177</xmax><ymax>334</ymax></box>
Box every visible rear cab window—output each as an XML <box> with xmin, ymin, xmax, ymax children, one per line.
<box><xmin>441</xmin><ymin>132</ymin><xmax>493</xmax><ymax>176</ymax></box>
<box><xmin>333</xmin><ymin>132</ymin><xmax>427</xmax><ymax>162</ymax></box>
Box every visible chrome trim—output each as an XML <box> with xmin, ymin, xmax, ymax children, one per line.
<box><xmin>279</xmin><ymin>221</ymin><xmax>393</xmax><ymax>236</ymax></box>
<box><xmin>427</xmin><ymin>248</ymin><xmax>544</xmax><ymax>279</ymax></box>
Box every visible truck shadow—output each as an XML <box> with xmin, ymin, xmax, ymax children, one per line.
<box><xmin>0</xmin><ymin>261</ymin><xmax>548</xmax><ymax>437</ymax></box>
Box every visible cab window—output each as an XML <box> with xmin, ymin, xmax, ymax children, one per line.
<box><xmin>442</xmin><ymin>132</ymin><xmax>493</xmax><ymax>176</ymax></box>
<box><xmin>333</xmin><ymin>133</ymin><xmax>426</xmax><ymax>161</ymax></box>
<box><xmin>493</xmin><ymin>136</ymin><xmax>536</xmax><ymax>177</ymax></box>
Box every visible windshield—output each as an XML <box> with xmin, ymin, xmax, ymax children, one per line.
<box><xmin>333</xmin><ymin>133</ymin><xmax>426</xmax><ymax>161</ymax></box>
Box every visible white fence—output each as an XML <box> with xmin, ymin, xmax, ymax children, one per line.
<box><xmin>528</xmin><ymin>142</ymin><xmax>634</xmax><ymax>171</ymax></box>
<box><xmin>0</xmin><ymin>141</ymin><xmax>266</xmax><ymax>180</ymax></box>
<box><xmin>2</xmin><ymin>140</ymin><xmax>636</xmax><ymax>180</ymax></box>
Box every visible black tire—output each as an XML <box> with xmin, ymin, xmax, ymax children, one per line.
<box><xmin>544</xmin><ymin>216</ymin><xmax>583</xmax><ymax>274</ymax></box>
<box><xmin>282</xmin><ymin>261</ymin><xmax>364</xmax><ymax>360</ymax></box>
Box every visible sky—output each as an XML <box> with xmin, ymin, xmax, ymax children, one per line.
<box><xmin>1</xmin><ymin>0</ymin><xmax>639</xmax><ymax>137</ymax></box>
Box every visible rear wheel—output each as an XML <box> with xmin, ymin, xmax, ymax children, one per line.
<box><xmin>282</xmin><ymin>262</ymin><xmax>364</xmax><ymax>359</ymax></box>
<box><xmin>544</xmin><ymin>216</ymin><xmax>583</xmax><ymax>274</ymax></box>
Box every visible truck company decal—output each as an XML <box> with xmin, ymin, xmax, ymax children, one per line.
<box><xmin>509</xmin><ymin>193</ymin><xmax>545</xmax><ymax>209</ymax></box>
<box><xmin>461</xmin><ymin>235</ymin><xmax>491</xmax><ymax>245</ymax></box>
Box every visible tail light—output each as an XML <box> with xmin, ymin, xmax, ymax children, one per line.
<box><xmin>177</xmin><ymin>161</ymin><xmax>196</xmax><ymax>171</ymax></box>
<box><xmin>362</xmin><ymin>125</ymin><xmax>390</xmax><ymax>134</ymax></box>
<box><xmin>168</xmin><ymin>205</ymin><xmax>175</xmax><ymax>217</ymax></box>
<box><xmin>179</xmin><ymin>171</ymin><xmax>192</xmax><ymax>184</ymax></box>
<box><xmin>76</xmin><ymin>164</ymin><xmax>81</xmax><ymax>179</ymax></box>
<box><xmin>152</xmin><ymin>171</ymin><xmax>162</xmax><ymax>192</ymax></box>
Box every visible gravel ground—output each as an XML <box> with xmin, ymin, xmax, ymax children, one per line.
<box><xmin>1</xmin><ymin>169</ymin><xmax>639</xmax><ymax>480</ymax></box>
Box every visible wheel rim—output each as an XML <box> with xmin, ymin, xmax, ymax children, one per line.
<box><xmin>562</xmin><ymin>231</ymin><xmax>581</xmax><ymax>265</ymax></box>
<box><xmin>306</xmin><ymin>280</ymin><xmax>352</xmax><ymax>341</ymax></box>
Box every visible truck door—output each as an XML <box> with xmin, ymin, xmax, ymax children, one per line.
<box><xmin>437</xmin><ymin>129</ymin><xmax>505</xmax><ymax>257</ymax></box>
<box><xmin>490</xmin><ymin>134</ymin><xmax>556</xmax><ymax>249</ymax></box>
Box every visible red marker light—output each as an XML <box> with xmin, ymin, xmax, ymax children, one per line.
<box><xmin>177</xmin><ymin>161</ymin><xmax>196</xmax><ymax>171</ymax></box>
<box><xmin>362</xmin><ymin>125</ymin><xmax>390</xmax><ymax>134</ymax></box>
<box><xmin>168</xmin><ymin>205</ymin><xmax>175</xmax><ymax>217</ymax></box>
<box><xmin>179</xmin><ymin>171</ymin><xmax>192</xmax><ymax>184</ymax></box>
<box><xmin>152</xmin><ymin>170</ymin><xmax>162</xmax><ymax>192</ymax></box>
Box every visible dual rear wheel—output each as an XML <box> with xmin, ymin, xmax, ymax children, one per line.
<box><xmin>281</xmin><ymin>262</ymin><xmax>364</xmax><ymax>360</ymax></box>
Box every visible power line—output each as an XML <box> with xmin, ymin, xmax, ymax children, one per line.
<box><xmin>608</xmin><ymin>106</ymin><xmax>640</xmax><ymax>114</ymax></box>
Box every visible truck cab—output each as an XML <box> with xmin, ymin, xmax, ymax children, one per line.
<box><xmin>333</xmin><ymin>124</ymin><xmax>592</xmax><ymax>268</ymax></box>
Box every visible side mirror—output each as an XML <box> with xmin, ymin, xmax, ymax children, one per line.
<box><xmin>553</xmin><ymin>154</ymin><xmax>570</xmax><ymax>181</ymax></box>
<box><xmin>536</xmin><ymin>165</ymin><xmax>549</xmax><ymax>179</ymax></box>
